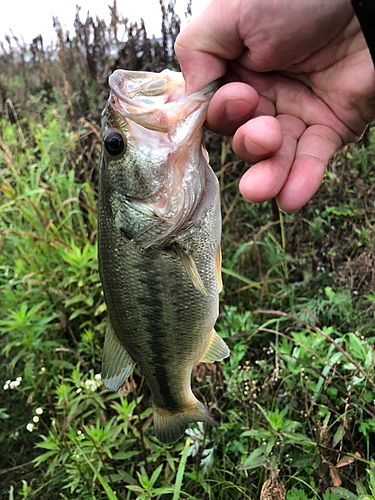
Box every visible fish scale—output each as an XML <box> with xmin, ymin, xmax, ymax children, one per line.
<box><xmin>98</xmin><ymin>69</ymin><xmax>230</xmax><ymax>443</ymax></box>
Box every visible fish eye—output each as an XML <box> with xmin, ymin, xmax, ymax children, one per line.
<box><xmin>103</xmin><ymin>130</ymin><xmax>126</xmax><ymax>157</ymax></box>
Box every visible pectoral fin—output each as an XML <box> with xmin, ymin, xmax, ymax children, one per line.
<box><xmin>101</xmin><ymin>323</ymin><xmax>136</xmax><ymax>391</ymax></box>
<box><xmin>200</xmin><ymin>329</ymin><xmax>230</xmax><ymax>363</ymax></box>
<box><xmin>173</xmin><ymin>246</ymin><xmax>208</xmax><ymax>296</ymax></box>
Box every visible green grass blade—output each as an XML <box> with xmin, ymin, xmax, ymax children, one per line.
<box><xmin>173</xmin><ymin>437</ymin><xmax>190</xmax><ymax>500</ymax></box>
<box><xmin>221</xmin><ymin>267</ymin><xmax>261</xmax><ymax>289</ymax></box>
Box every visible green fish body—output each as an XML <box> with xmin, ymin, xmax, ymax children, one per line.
<box><xmin>98</xmin><ymin>69</ymin><xmax>229</xmax><ymax>443</ymax></box>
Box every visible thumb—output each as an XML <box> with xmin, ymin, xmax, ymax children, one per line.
<box><xmin>174</xmin><ymin>1</ymin><xmax>244</xmax><ymax>93</ymax></box>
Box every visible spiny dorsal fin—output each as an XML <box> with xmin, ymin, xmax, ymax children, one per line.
<box><xmin>200</xmin><ymin>329</ymin><xmax>230</xmax><ymax>363</ymax></box>
<box><xmin>101</xmin><ymin>323</ymin><xmax>136</xmax><ymax>391</ymax></box>
<box><xmin>153</xmin><ymin>398</ymin><xmax>217</xmax><ymax>444</ymax></box>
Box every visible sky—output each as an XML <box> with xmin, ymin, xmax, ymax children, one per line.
<box><xmin>0</xmin><ymin>0</ymin><xmax>210</xmax><ymax>46</ymax></box>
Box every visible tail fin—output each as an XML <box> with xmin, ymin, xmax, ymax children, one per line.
<box><xmin>153</xmin><ymin>399</ymin><xmax>216</xmax><ymax>444</ymax></box>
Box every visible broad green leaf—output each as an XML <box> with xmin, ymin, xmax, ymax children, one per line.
<box><xmin>240</xmin><ymin>446</ymin><xmax>269</xmax><ymax>470</ymax></box>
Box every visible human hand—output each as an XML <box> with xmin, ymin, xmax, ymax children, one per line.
<box><xmin>175</xmin><ymin>0</ymin><xmax>375</xmax><ymax>211</ymax></box>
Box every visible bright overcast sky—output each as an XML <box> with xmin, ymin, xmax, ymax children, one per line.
<box><xmin>0</xmin><ymin>0</ymin><xmax>210</xmax><ymax>45</ymax></box>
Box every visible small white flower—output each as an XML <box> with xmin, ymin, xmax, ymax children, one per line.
<box><xmin>5</xmin><ymin>379</ymin><xmax>11</xmax><ymax>385</ymax></box>
<box><xmin>10</xmin><ymin>380</ymin><xmax>20</xmax><ymax>389</ymax></box>
<box><xmin>26</xmin><ymin>423</ymin><xmax>35</xmax><ymax>432</ymax></box>
<box><xmin>3</xmin><ymin>383</ymin><xmax>9</xmax><ymax>391</ymax></box>
<box><xmin>77</xmin><ymin>430</ymin><xmax>82</xmax><ymax>435</ymax></box>
<box><xmin>94</xmin><ymin>373</ymin><xmax>102</xmax><ymax>381</ymax></box>
<box><xmin>51</xmin><ymin>418</ymin><xmax>56</xmax><ymax>426</ymax></box>
<box><xmin>40</xmin><ymin>367</ymin><xmax>46</xmax><ymax>374</ymax></box>
<box><xmin>32</xmin><ymin>416</ymin><xmax>39</xmax><ymax>423</ymax></box>
<box><xmin>35</xmin><ymin>407</ymin><xmax>43</xmax><ymax>415</ymax></box>
<box><xmin>84</xmin><ymin>379</ymin><xmax>98</xmax><ymax>391</ymax></box>
<box><xmin>16</xmin><ymin>376</ymin><xmax>22</xmax><ymax>382</ymax></box>
<box><xmin>75</xmin><ymin>387</ymin><xmax>82</xmax><ymax>394</ymax></box>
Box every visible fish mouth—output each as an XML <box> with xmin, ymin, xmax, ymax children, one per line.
<box><xmin>108</xmin><ymin>69</ymin><xmax>218</xmax><ymax>132</ymax></box>
<box><xmin>109</xmin><ymin>69</ymin><xmax>186</xmax><ymax>105</ymax></box>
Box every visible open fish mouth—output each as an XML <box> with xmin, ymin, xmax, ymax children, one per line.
<box><xmin>109</xmin><ymin>69</ymin><xmax>186</xmax><ymax>106</ymax></box>
<box><xmin>108</xmin><ymin>69</ymin><xmax>219</xmax><ymax>132</ymax></box>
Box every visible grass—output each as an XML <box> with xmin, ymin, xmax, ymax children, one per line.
<box><xmin>0</xmin><ymin>2</ymin><xmax>374</xmax><ymax>498</ymax></box>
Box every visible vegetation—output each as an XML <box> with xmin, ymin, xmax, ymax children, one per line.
<box><xmin>0</xmin><ymin>1</ymin><xmax>374</xmax><ymax>498</ymax></box>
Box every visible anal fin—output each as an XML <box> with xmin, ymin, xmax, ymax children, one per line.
<box><xmin>101</xmin><ymin>323</ymin><xmax>136</xmax><ymax>391</ymax></box>
<box><xmin>200</xmin><ymin>329</ymin><xmax>230</xmax><ymax>363</ymax></box>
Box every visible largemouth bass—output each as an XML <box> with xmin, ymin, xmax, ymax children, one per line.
<box><xmin>98</xmin><ymin>69</ymin><xmax>229</xmax><ymax>443</ymax></box>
